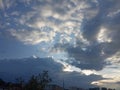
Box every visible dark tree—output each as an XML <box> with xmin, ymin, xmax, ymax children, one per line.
<box><xmin>0</xmin><ymin>78</ymin><xmax>5</xmax><ymax>86</ymax></box>
<box><xmin>37</xmin><ymin>71</ymin><xmax>52</xmax><ymax>90</ymax></box>
<box><xmin>25</xmin><ymin>71</ymin><xmax>52</xmax><ymax>90</ymax></box>
<box><xmin>16</xmin><ymin>77</ymin><xmax>24</xmax><ymax>89</ymax></box>
<box><xmin>25</xmin><ymin>75</ymin><xmax>38</xmax><ymax>90</ymax></box>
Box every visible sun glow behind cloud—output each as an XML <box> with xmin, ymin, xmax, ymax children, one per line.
<box><xmin>92</xmin><ymin>52</ymin><xmax>120</xmax><ymax>89</ymax></box>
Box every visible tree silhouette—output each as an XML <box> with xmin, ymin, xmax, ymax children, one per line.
<box><xmin>0</xmin><ymin>78</ymin><xmax>5</xmax><ymax>86</ymax></box>
<box><xmin>25</xmin><ymin>71</ymin><xmax>52</xmax><ymax>90</ymax></box>
<box><xmin>37</xmin><ymin>71</ymin><xmax>52</xmax><ymax>90</ymax></box>
<box><xmin>25</xmin><ymin>75</ymin><xmax>38</xmax><ymax>90</ymax></box>
<box><xmin>16</xmin><ymin>77</ymin><xmax>24</xmax><ymax>89</ymax></box>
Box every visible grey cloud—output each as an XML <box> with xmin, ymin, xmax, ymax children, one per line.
<box><xmin>0</xmin><ymin>0</ymin><xmax>16</xmax><ymax>11</ymax></box>
<box><xmin>1</xmin><ymin>0</ymin><xmax>120</xmax><ymax>73</ymax></box>
<box><xmin>0</xmin><ymin>57</ymin><xmax>63</xmax><ymax>81</ymax></box>
<box><xmin>53</xmin><ymin>0</ymin><xmax>120</xmax><ymax>71</ymax></box>
<box><xmin>82</xmin><ymin>0</ymin><xmax>120</xmax><ymax>41</ymax></box>
<box><xmin>9</xmin><ymin>29</ymin><xmax>56</xmax><ymax>45</ymax></box>
<box><xmin>0</xmin><ymin>0</ymin><xmax>4</xmax><ymax>9</ymax></box>
<box><xmin>55</xmin><ymin>72</ymin><xmax>103</xmax><ymax>88</ymax></box>
<box><xmin>66</xmin><ymin>43</ymin><xmax>106</xmax><ymax>70</ymax></box>
<box><xmin>0</xmin><ymin>57</ymin><xmax>103</xmax><ymax>88</ymax></box>
<box><xmin>116</xmin><ymin>81</ymin><xmax>120</xmax><ymax>84</ymax></box>
<box><xmin>52</xmin><ymin>42</ymin><xmax>106</xmax><ymax>70</ymax></box>
<box><xmin>1</xmin><ymin>0</ymin><xmax>93</xmax><ymax>45</ymax></box>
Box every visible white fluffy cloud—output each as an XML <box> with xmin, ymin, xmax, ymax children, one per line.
<box><xmin>10</xmin><ymin>29</ymin><xmax>56</xmax><ymax>45</ymax></box>
<box><xmin>97</xmin><ymin>27</ymin><xmax>112</xmax><ymax>43</ymax></box>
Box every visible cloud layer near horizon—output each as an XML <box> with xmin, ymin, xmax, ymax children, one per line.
<box><xmin>0</xmin><ymin>57</ymin><xmax>103</xmax><ymax>88</ymax></box>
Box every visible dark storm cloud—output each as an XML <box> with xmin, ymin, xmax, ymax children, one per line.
<box><xmin>0</xmin><ymin>57</ymin><xmax>63</xmax><ymax>81</ymax></box>
<box><xmin>0</xmin><ymin>57</ymin><xmax>103</xmax><ymax>88</ymax></box>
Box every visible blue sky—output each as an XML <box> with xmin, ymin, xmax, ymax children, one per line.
<box><xmin>0</xmin><ymin>0</ymin><xmax>120</xmax><ymax>89</ymax></box>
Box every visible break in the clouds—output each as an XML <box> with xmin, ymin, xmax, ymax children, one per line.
<box><xmin>1</xmin><ymin>0</ymin><xmax>120</xmax><ymax>89</ymax></box>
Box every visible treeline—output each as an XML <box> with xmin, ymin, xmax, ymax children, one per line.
<box><xmin>0</xmin><ymin>71</ymin><xmax>52</xmax><ymax>90</ymax></box>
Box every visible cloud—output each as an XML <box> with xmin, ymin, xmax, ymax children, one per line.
<box><xmin>4</xmin><ymin>0</ymin><xmax>96</xmax><ymax>45</ymax></box>
<box><xmin>106</xmin><ymin>51</ymin><xmax>120</xmax><ymax>64</ymax></box>
<box><xmin>56</xmin><ymin>72</ymin><xmax>102</xmax><ymax>88</ymax></box>
<box><xmin>1</xmin><ymin>0</ymin><xmax>120</xmax><ymax>88</ymax></box>
<box><xmin>52</xmin><ymin>0</ymin><xmax>120</xmax><ymax>71</ymax></box>
<box><xmin>1</xmin><ymin>0</ymin><xmax>98</xmax><ymax>46</ymax></box>
<box><xmin>91</xmin><ymin>78</ymin><xmax>120</xmax><ymax>90</ymax></box>
<box><xmin>94</xmin><ymin>55</ymin><xmax>120</xmax><ymax>89</ymax></box>
<box><xmin>10</xmin><ymin>29</ymin><xmax>56</xmax><ymax>45</ymax></box>
<box><xmin>96</xmin><ymin>27</ymin><xmax>112</xmax><ymax>43</ymax></box>
<box><xmin>0</xmin><ymin>0</ymin><xmax>4</xmax><ymax>9</ymax></box>
<box><xmin>1</xmin><ymin>0</ymin><xmax>119</xmax><ymax>73</ymax></box>
<box><xmin>0</xmin><ymin>0</ymin><xmax>15</xmax><ymax>10</ymax></box>
<box><xmin>0</xmin><ymin>57</ymin><xmax>103</xmax><ymax>88</ymax></box>
<box><xmin>66</xmin><ymin>44</ymin><xmax>107</xmax><ymax>70</ymax></box>
<box><xmin>81</xmin><ymin>0</ymin><xmax>120</xmax><ymax>44</ymax></box>
<box><xmin>2</xmin><ymin>0</ymin><xmax>120</xmax><ymax>46</ymax></box>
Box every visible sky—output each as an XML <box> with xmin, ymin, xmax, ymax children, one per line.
<box><xmin>0</xmin><ymin>0</ymin><xmax>120</xmax><ymax>89</ymax></box>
